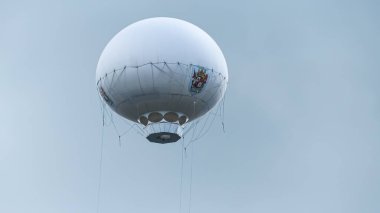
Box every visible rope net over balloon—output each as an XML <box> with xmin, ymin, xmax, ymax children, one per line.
<box><xmin>96</xmin><ymin>61</ymin><xmax>227</xmax><ymax>146</ymax></box>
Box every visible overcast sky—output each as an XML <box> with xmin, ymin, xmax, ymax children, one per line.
<box><xmin>1</xmin><ymin>0</ymin><xmax>380</xmax><ymax>212</ymax></box>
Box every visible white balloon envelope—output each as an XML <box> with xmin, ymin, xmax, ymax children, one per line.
<box><xmin>96</xmin><ymin>17</ymin><xmax>228</xmax><ymax>143</ymax></box>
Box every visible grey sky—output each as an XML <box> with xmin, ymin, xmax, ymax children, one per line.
<box><xmin>1</xmin><ymin>0</ymin><xmax>380</xmax><ymax>212</ymax></box>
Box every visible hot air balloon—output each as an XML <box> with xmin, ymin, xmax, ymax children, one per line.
<box><xmin>96</xmin><ymin>17</ymin><xmax>228</xmax><ymax>143</ymax></box>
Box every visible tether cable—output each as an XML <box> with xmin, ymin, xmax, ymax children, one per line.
<box><xmin>96</xmin><ymin>105</ymin><xmax>105</xmax><ymax>213</ymax></box>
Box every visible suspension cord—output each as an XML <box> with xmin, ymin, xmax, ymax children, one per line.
<box><xmin>222</xmin><ymin>94</ymin><xmax>226</xmax><ymax>133</ymax></box>
<box><xmin>96</xmin><ymin>106</ymin><xmax>105</xmax><ymax>213</ymax></box>
<box><xmin>188</xmin><ymin>144</ymin><xmax>194</xmax><ymax>213</ymax></box>
<box><xmin>179</xmin><ymin>138</ymin><xmax>185</xmax><ymax>213</ymax></box>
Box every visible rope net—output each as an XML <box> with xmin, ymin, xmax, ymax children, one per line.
<box><xmin>97</xmin><ymin>61</ymin><xmax>227</xmax><ymax>145</ymax></box>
